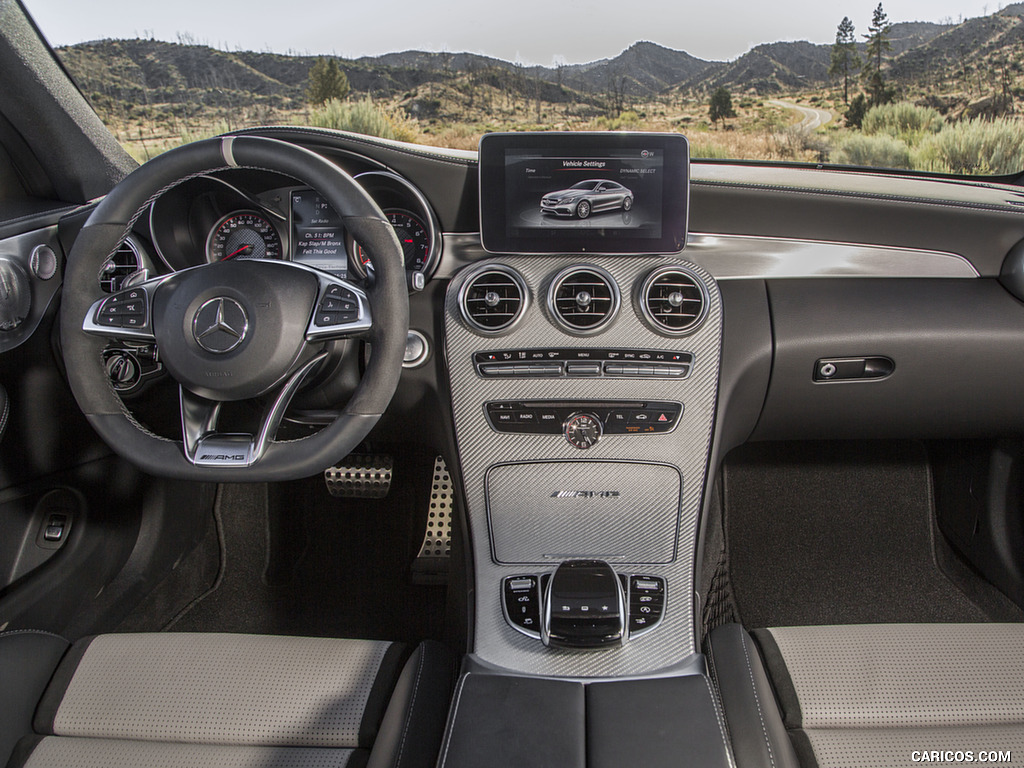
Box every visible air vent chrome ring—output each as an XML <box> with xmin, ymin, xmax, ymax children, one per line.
<box><xmin>100</xmin><ymin>236</ymin><xmax>143</xmax><ymax>294</ymax></box>
<box><xmin>546</xmin><ymin>265</ymin><xmax>620</xmax><ymax>335</ymax></box>
<box><xmin>638</xmin><ymin>265</ymin><xmax>708</xmax><ymax>336</ymax></box>
<box><xmin>458</xmin><ymin>264</ymin><xmax>529</xmax><ymax>335</ymax></box>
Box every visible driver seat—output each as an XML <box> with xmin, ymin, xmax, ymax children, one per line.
<box><xmin>1</xmin><ymin>630</ymin><xmax>452</xmax><ymax>768</ymax></box>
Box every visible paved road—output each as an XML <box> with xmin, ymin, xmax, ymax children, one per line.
<box><xmin>768</xmin><ymin>99</ymin><xmax>833</xmax><ymax>130</ymax></box>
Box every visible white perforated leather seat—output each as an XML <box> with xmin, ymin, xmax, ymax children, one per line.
<box><xmin>1</xmin><ymin>631</ymin><xmax>452</xmax><ymax>768</ymax></box>
<box><xmin>708</xmin><ymin>623</ymin><xmax>1024</xmax><ymax>768</ymax></box>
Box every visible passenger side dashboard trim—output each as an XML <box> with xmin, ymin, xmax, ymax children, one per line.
<box><xmin>437</xmin><ymin>232</ymin><xmax>978</xmax><ymax>280</ymax></box>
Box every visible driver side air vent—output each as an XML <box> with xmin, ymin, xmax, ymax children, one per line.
<box><xmin>100</xmin><ymin>238</ymin><xmax>142</xmax><ymax>293</ymax></box>
<box><xmin>459</xmin><ymin>265</ymin><xmax>528</xmax><ymax>334</ymax></box>
<box><xmin>548</xmin><ymin>266</ymin><xmax>619</xmax><ymax>334</ymax></box>
<box><xmin>640</xmin><ymin>266</ymin><xmax>707</xmax><ymax>335</ymax></box>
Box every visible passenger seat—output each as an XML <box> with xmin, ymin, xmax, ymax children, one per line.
<box><xmin>1</xmin><ymin>631</ymin><xmax>452</xmax><ymax>768</ymax></box>
<box><xmin>708</xmin><ymin>623</ymin><xmax>1024</xmax><ymax>768</ymax></box>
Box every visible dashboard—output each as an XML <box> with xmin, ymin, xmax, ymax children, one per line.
<box><xmin>8</xmin><ymin>125</ymin><xmax>1024</xmax><ymax>678</ymax></box>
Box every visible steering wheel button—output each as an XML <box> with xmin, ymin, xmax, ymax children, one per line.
<box><xmin>324</xmin><ymin>285</ymin><xmax>356</xmax><ymax>301</ymax></box>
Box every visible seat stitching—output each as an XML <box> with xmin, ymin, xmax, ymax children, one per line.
<box><xmin>703</xmin><ymin>674</ymin><xmax>739</xmax><ymax>768</ymax></box>
<box><xmin>0</xmin><ymin>629</ymin><xmax>67</xmax><ymax>641</ymax></box>
<box><xmin>705</xmin><ymin>639</ymin><xmax>734</xmax><ymax>745</ymax></box>
<box><xmin>741</xmin><ymin>633</ymin><xmax>777</xmax><ymax>768</ymax></box>
<box><xmin>437</xmin><ymin>674</ymin><xmax>468</xmax><ymax>768</ymax></box>
<box><xmin>393</xmin><ymin>645</ymin><xmax>427</xmax><ymax>768</ymax></box>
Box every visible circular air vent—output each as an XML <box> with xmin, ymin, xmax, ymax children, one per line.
<box><xmin>640</xmin><ymin>266</ymin><xmax>708</xmax><ymax>335</ymax></box>
<box><xmin>547</xmin><ymin>266</ymin><xmax>619</xmax><ymax>334</ymax></box>
<box><xmin>459</xmin><ymin>265</ymin><xmax>528</xmax><ymax>334</ymax></box>
<box><xmin>100</xmin><ymin>237</ymin><xmax>142</xmax><ymax>293</ymax></box>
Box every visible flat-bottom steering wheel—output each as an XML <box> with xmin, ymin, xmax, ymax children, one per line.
<box><xmin>60</xmin><ymin>136</ymin><xmax>409</xmax><ymax>481</ymax></box>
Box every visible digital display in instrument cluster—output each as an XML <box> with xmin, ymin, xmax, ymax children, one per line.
<box><xmin>290</xmin><ymin>189</ymin><xmax>347</xmax><ymax>278</ymax></box>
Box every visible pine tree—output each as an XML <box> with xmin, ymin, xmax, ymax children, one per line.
<box><xmin>864</xmin><ymin>4</ymin><xmax>892</xmax><ymax>77</ymax></box>
<box><xmin>306</xmin><ymin>58</ymin><xmax>350</xmax><ymax>106</ymax></box>
<box><xmin>828</xmin><ymin>17</ymin><xmax>862</xmax><ymax>105</ymax></box>
<box><xmin>863</xmin><ymin>4</ymin><xmax>894</xmax><ymax>106</ymax></box>
<box><xmin>709</xmin><ymin>87</ymin><xmax>736</xmax><ymax>128</ymax></box>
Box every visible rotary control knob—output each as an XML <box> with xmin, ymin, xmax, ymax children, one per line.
<box><xmin>104</xmin><ymin>350</ymin><xmax>142</xmax><ymax>391</ymax></box>
<box><xmin>563</xmin><ymin>412</ymin><xmax>603</xmax><ymax>450</ymax></box>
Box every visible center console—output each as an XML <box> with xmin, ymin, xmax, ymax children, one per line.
<box><xmin>439</xmin><ymin>132</ymin><xmax>729</xmax><ymax>764</ymax></box>
<box><xmin>444</xmin><ymin>251</ymin><xmax>720</xmax><ymax>677</ymax></box>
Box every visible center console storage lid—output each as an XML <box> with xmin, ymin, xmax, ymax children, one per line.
<box><xmin>438</xmin><ymin>673</ymin><xmax>585</xmax><ymax>768</ymax></box>
<box><xmin>586</xmin><ymin>676</ymin><xmax>733</xmax><ymax>768</ymax></box>
<box><xmin>439</xmin><ymin>672</ymin><xmax>733</xmax><ymax>768</ymax></box>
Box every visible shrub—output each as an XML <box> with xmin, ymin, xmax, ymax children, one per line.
<box><xmin>913</xmin><ymin>118</ymin><xmax>1024</xmax><ymax>175</ymax></box>
<box><xmin>832</xmin><ymin>134</ymin><xmax>912</xmax><ymax>169</ymax></box>
<box><xmin>689</xmin><ymin>143</ymin><xmax>731</xmax><ymax>159</ymax></box>
<box><xmin>845</xmin><ymin>94</ymin><xmax>869</xmax><ymax>129</ymax></box>
<box><xmin>861</xmin><ymin>102</ymin><xmax>944</xmax><ymax>143</ymax></box>
<box><xmin>308</xmin><ymin>98</ymin><xmax>417</xmax><ymax>142</ymax></box>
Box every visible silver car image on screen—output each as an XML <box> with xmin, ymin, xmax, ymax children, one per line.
<box><xmin>540</xmin><ymin>180</ymin><xmax>634</xmax><ymax>219</ymax></box>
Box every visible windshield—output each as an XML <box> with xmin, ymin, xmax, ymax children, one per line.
<box><xmin>22</xmin><ymin>0</ymin><xmax>1024</xmax><ymax>176</ymax></box>
<box><xmin>570</xmin><ymin>182</ymin><xmax>601</xmax><ymax>190</ymax></box>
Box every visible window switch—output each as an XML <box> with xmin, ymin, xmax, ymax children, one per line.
<box><xmin>43</xmin><ymin>514</ymin><xmax>68</xmax><ymax>542</ymax></box>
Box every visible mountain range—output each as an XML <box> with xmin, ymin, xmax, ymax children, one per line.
<box><xmin>56</xmin><ymin>4</ymin><xmax>1024</xmax><ymax>112</ymax></box>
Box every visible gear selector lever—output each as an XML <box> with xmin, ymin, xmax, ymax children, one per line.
<box><xmin>541</xmin><ymin>559</ymin><xmax>626</xmax><ymax>649</ymax></box>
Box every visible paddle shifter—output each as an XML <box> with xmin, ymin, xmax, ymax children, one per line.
<box><xmin>541</xmin><ymin>560</ymin><xmax>626</xmax><ymax>649</ymax></box>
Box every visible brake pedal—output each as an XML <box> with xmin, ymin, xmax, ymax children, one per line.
<box><xmin>324</xmin><ymin>455</ymin><xmax>393</xmax><ymax>498</ymax></box>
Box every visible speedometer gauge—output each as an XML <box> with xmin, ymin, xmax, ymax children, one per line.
<box><xmin>349</xmin><ymin>209</ymin><xmax>432</xmax><ymax>277</ymax></box>
<box><xmin>207</xmin><ymin>211</ymin><xmax>282</xmax><ymax>262</ymax></box>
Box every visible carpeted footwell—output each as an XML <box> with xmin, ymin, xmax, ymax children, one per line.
<box><xmin>163</xmin><ymin>455</ymin><xmax>447</xmax><ymax>642</ymax></box>
<box><xmin>721</xmin><ymin>442</ymin><xmax>1009</xmax><ymax>629</ymax></box>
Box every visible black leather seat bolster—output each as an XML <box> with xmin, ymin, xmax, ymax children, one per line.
<box><xmin>368</xmin><ymin>640</ymin><xmax>454</xmax><ymax>768</ymax></box>
<box><xmin>7</xmin><ymin>635</ymin><xmax>452</xmax><ymax>768</ymax></box>
<box><xmin>707</xmin><ymin>623</ymin><xmax>801</xmax><ymax>768</ymax></box>
<box><xmin>0</xmin><ymin>631</ymin><xmax>69</xmax><ymax>767</ymax></box>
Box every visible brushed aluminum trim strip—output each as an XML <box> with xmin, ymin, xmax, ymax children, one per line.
<box><xmin>438</xmin><ymin>232</ymin><xmax>979</xmax><ymax>280</ymax></box>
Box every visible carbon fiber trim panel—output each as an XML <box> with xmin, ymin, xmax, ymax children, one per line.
<box><xmin>444</xmin><ymin>254</ymin><xmax>722</xmax><ymax>677</ymax></box>
<box><xmin>486</xmin><ymin>461</ymin><xmax>681</xmax><ymax>564</ymax></box>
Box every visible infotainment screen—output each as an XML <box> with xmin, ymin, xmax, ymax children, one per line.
<box><xmin>478</xmin><ymin>132</ymin><xmax>689</xmax><ymax>255</ymax></box>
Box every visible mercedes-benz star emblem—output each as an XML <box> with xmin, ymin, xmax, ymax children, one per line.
<box><xmin>192</xmin><ymin>297</ymin><xmax>249</xmax><ymax>354</ymax></box>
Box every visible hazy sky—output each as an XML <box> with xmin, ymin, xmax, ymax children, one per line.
<box><xmin>23</xmin><ymin>0</ymin><xmax>1005</xmax><ymax>64</ymax></box>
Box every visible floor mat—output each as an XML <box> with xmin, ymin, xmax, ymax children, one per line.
<box><xmin>723</xmin><ymin>441</ymin><xmax>995</xmax><ymax>629</ymax></box>
<box><xmin>168</xmin><ymin>453</ymin><xmax>446</xmax><ymax>643</ymax></box>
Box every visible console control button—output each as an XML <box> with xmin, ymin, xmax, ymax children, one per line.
<box><xmin>485</xmin><ymin>401</ymin><xmax>682</xmax><ymax>436</ymax></box>
<box><xmin>474</xmin><ymin>349</ymin><xmax>694</xmax><ymax>378</ymax></box>
<box><xmin>566</xmin><ymin>362</ymin><xmax>601</xmax><ymax>376</ymax></box>
<box><xmin>503</xmin><ymin>574</ymin><xmax>541</xmax><ymax>637</ymax></box>
<box><xmin>628</xmin><ymin>574</ymin><xmax>666</xmax><ymax>636</ymax></box>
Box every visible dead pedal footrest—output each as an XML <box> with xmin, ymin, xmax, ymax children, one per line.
<box><xmin>324</xmin><ymin>455</ymin><xmax>393</xmax><ymax>498</ymax></box>
<box><xmin>417</xmin><ymin>456</ymin><xmax>453</xmax><ymax>560</ymax></box>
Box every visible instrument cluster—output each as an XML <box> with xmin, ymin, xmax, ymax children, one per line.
<box><xmin>144</xmin><ymin>168</ymin><xmax>441</xmax><ymax>287</ymax></box>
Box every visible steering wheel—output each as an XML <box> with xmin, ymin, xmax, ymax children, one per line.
<box><xmin>60</xmin><ymin>136</ymin><xmax>409</xmax><ymax>481</ymax></box>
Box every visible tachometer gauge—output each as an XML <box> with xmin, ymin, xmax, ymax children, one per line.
<box><xmin>349</xmin><ymin>209</ymin><xmax>432</xmax><ymax>277</ymax></box>
<box><xmin>207</xmin><ymin>211</ymin><xmax>282</xmax><ymax>262</ymax></box>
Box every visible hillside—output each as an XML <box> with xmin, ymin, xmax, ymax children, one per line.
<box><xmin>54</xmin><ymin>5</ymin><xmax>1024</xmax><ymax>132</ymax></box>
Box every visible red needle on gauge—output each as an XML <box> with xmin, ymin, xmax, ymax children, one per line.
<box><xmin>224</xmin><ymin>244</ymin><xmax>252</xmax><ymax>260</ymax></box>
